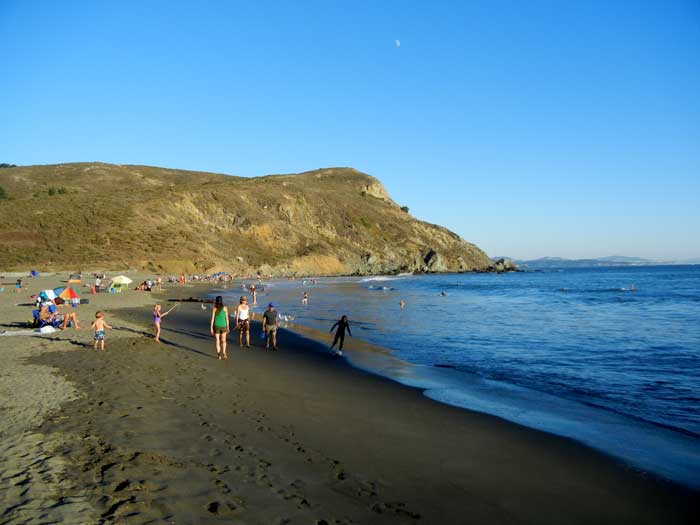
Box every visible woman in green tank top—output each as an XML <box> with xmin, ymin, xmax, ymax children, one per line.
<box><xmin>209</xmin><ymin>295</ymin><xmax>229</xmax><ymax>360</ymax></box>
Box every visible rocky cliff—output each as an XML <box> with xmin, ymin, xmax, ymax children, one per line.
<box><xmin>0</xmin><ymin>163</ymin><xmax>494</xmax><ymax>275</ymax></box>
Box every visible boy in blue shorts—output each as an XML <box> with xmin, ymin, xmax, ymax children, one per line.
<box><xmin>91</xmin><ymin>311</ymin><xmax>112</xmax><ymax>351</ymax></box>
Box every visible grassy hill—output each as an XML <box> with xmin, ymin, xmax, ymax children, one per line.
<box><xmin>0</xmin><ymin>162</ymin><xmax>492</xmax><ymax>275</ymax></box>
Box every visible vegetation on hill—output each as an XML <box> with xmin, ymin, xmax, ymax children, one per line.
<box><xmin>0</xmin><ymin>162</ymin><xmax>493</xmax><ymax>275</ymax></box>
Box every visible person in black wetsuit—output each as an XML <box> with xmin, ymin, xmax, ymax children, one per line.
<box><xmin>330</xmin><ymin>315</ymin><xmax>352</xmax><ymax>355</ymax></box>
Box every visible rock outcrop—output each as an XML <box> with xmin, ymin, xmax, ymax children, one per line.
<box><xmin>490</xmin><ymin>258</ymin><xmax>520</xmax><ymax>273</ymax></box>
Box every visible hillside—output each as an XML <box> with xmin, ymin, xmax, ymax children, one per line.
<box><xmin>0</xmin><ymin>162</ymin><xmax>493</xmax><ymax>275</ymax></box>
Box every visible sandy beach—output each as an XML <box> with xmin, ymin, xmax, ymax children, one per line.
<box><xmin>1</xmin><ymin>275</ymin><xmax>697</xmax><ymax>524</ymax></box>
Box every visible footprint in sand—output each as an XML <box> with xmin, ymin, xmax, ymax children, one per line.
<box><xmin>113</xmin><ymin>479</ymin><xmax>130</xmax><ymax>492</ymax></box>
<box><xmin>215</xmin><ymin>479</ymin><xmax>231</xmax><ymax>493</ymax></box>
<box><xmin>206</xmin><ymin>500</ymin><xmax>237</xmax><ymax>516</ymax></box>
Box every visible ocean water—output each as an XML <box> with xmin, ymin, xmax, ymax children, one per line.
<box><xmin>219</xmin><ymin>266</ymin><xmax>700</xmax><ymax>488</ymax></box>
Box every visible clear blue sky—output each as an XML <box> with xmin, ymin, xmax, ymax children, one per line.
<box><xmin>1</xmin><ymin>0</ymin><xmax>699</xmax><ymax>260</ymax></box>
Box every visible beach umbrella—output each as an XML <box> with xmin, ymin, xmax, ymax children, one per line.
<box><xmin>112</xmin><ymin>275</ymin><xmax>133</xmax><ymax>285</ymax></box>
<box><xmin>53</xmin><ymin>286</ymin><xmax>65</xmax><ymax>296</ymax></box>
<box><xmin>59</xmin><ymin>287</ymin><xmax>80</xmax><ymax>300</ymax></box>
<box><xmin>40</xmin><ymin>289</ymin><xmax>56</xmax><ymax>300</ymax></box>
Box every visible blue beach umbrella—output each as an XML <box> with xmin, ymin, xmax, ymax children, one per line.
<box><xmin>39</xmin><ymin>289</ymin><xmax>57</xmax><ymax>301</ymax></box>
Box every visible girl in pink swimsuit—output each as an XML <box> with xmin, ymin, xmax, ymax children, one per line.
<box><xmin>153</xmin><ymin>303</ymin><xmax>178</xmax><ymax>343</ymax></box>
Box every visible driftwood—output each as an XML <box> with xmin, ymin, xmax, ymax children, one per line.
<box><xmin>167</xmin><ymin>297</ymin><xmax>213</xmax><ymax>303</ymax></box>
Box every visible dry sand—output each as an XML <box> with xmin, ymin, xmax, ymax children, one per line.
<box><xmin>1</xmin><ymin>274</ymin><xmax>697</xmax><ymax>524</ymax></box>
<box><xmin>0</xmin><ymin>272</ymin><xmax>172</xmax><ymax>523</ymax></box>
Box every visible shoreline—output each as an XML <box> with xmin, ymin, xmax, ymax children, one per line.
<box><xmin>278</xmin><ymin>321</ymin><xmax>700</xmax><ymax>490</ymax></box>
<box><xmin>209</xmin><ymin>281</ymin><xmax>700</xmax><ymax>491</ymax></box>
<box><xmin>1</xmin><ymin>278</ymin><xmax>698</xmax><ymax>523</ymax></box>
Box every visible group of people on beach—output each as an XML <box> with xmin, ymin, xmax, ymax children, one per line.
<box><xmin>207</xmin><ymin>296</ymin><xmax>279</xmax><ymax>360</ymax></box>
<box><xmin>22</xmin><ymin>271</ymin><xmax>352</xmax><ymax>359</ymax></box>
<box><xmin>150</xmin><ymin>293</ymin><xmax>351</xmax><ymax>360</ymax></box>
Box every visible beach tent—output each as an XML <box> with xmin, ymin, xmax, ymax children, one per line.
<box><xmin>110</xmin><ymin>275</ymin><xmax>132</xmax><ymax>293</ymax></box>
<box><xmin>68</xmin><ymin>274</ymin><xmax>82</xmax><ymax>284</ymax></box>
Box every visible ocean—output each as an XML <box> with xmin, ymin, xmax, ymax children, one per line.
<box><xmin>218</xmin><ymin>265</ymin><xmax>700</xmax><ymax>488</ymax></box>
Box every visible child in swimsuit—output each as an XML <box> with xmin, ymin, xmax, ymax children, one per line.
<box><xmin>91</xmin><ymin>311</ymin><xmax>112</xmax><ymax>351</ymax></box>
<box><xmin>153</xmin><ymin>303</ymin><xmax>178</xmax><ymax>343</ymax></box>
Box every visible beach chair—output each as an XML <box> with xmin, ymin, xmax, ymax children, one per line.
<box><xmin>32</xmin><ymin>309</ymin><xmax>62</xmax><ymax>329</ymax></box>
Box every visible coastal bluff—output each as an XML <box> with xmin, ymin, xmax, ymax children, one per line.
<box><xmin>0</xmin><ymin>162</ymin><xmax>493</xmax><ymax>275</ymax></box>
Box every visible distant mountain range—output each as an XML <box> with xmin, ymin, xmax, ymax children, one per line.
<box><xmin>491</xmin><ymin>256</ymin><xmax>700</xmax><ymax>269</ymax></box>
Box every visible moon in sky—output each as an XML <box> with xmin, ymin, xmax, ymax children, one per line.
<box><xmin>395</xmin><ymin>39</ymin><xmax>401</xmax><ymax>48</ymax></box>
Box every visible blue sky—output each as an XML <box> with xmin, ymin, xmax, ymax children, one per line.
<box><xmin>1</xmin><ymin>0</ymin><xmax>699</xmax><ymax>260</ymax></box>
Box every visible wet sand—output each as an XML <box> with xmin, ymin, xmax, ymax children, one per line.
<box><xmin>1</xmin><ymin>277</ymin><xmax>698</xmax><ymax>523</ymax></box>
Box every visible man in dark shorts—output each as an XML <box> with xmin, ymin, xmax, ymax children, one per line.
<box><xmin>262</xmin><ymin>303</ymin><xmax>278</xmax><ymax>351</ymax></box>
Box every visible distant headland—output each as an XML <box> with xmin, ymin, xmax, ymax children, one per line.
<box><xmin>0</xmin><ymin>162</ymin><xmax>511</xmax><ymax>276</ymax></box>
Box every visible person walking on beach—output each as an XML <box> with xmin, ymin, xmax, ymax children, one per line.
<box><xmin>262</xmin><ymin>303</ymin><xmax>278</xmax><ymax>351</ymax></box>
<box><xmin>91</xmin><ymin>311</ymin><xmax>112</xmax><ymax>351</ymax></box>
<box><xmin>235</xmin><ymin>295</ymin><xmax>251</xmax><ymax>348</ymax></box>
<box><xmin>153</xmin><ymin>303</ymin><xmax>178</xmax><ymax>343</ymax></box>
<box><xmin>210</xmin><ymin>295</ymin><xmax>230</xmax><ymax>360</ymax></box>
<box><xmin>330</xmin><ymin>315</ymin><xmax>352</xmax><ymax>356</ymax></box>
<box><xmin>15</xmin><ymin>278</ymin><xmax>22</xmax><ymax>293</ymax></box>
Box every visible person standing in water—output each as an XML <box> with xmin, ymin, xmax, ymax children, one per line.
<box><xmin>302</xmin><ymin>291</ymin><xmax>308</xmax><ymax>305</ymax></box>
<box><xmin>153</xmin><ymin>302</ymin><xmax>178</xmax><ymax>343</ymax></box>
<box><xmin>250</xmin><ymin>283</ymin><xmax>257</xmax><ymax>305</ymax></box>
<box><xmin>330</xmin><ymin>315</ymin><xmax>352</xmax><ymax>356</ymax></box>
<box><xmin>210</xmin><ymin>296</ymin><xmax>230</xmax><ymax>360</ymax></box>
<box><xmin>235</xmin><ymin>295</ymin><xmax>251</xmax><ymax>348</ymax></box>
